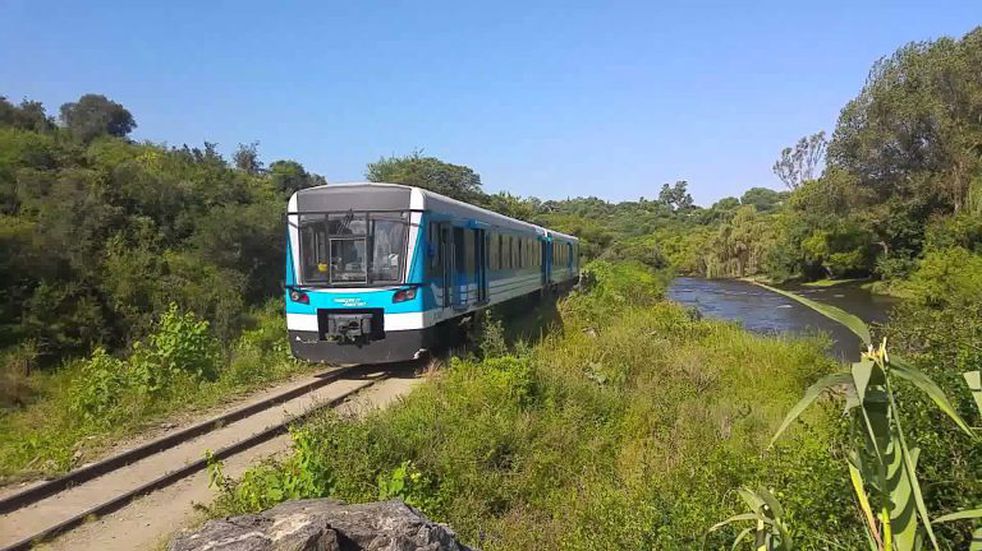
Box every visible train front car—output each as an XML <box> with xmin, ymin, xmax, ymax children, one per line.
<box><xmin>285</xmin><ymin>183</ymin><xmax>429</xmax><ymax>364</ymax></box>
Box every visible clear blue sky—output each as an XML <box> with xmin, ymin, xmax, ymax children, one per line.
<box><xmin>2</xmin><ymin>1</ymin><xmax>979</xmax><ymax>206</ymax></box>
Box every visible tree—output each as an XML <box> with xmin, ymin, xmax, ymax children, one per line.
<box><xmin>772</xmin><ymin>131</ymin><xmax>827</xmax><ymax>189</ymax></box>
<box><xmin>268</xmin><ymin>160</ymin><xmax>326</xmax><ymax>196</ymax></box>
<box><xmin>365</xmin><ymin>151</ymin><xmax>483</xmax><ymax>203</ymax></box>
<box><xmin>59</xmin><ymin>94</ymin><xmax>136</xmax><ymax>142</ymax></box>
<box><xmin>740</xmin><ymin>187</ymin><xmax>785</xmax><ymax>212</ymax></box>
<box><xmin>233</xmin><ymin>141</ymin><xmax>263</xmax><ymax>174</ymax></box>
<box><xmin>0</xmin><ymin>97</ymin><xmax>54</xmax><ymax>132</ymax></box>
<box><xmin>658</xmin><ymin>180</ymin><xmax>693</xmax><ymax>212</ymax></box>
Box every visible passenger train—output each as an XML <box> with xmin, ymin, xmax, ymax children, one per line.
<box><xmin>285</xmin><ymin>182</ymin><xmax>579</xmax><ymax>364</ymax></box>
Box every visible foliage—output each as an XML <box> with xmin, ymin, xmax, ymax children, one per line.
<box><xmin>0</xmin><ymin>93</ymin><xmax>324</xmax><ymax>366</ymax></box>
<box><xmin>762</xmin><ymin>286</ymin><xmax>979</xmax><ymax>550</ymax></box>
<box><xmin>0</xmin><ymin>300</ymin><xmax>310</xmax><ymax>482</ymax></box>
<box><xmin>366</xmin><ymin>150</ymin><xmax>484</xmax><ymax>204</ymax></box>
<box><xmin>212</xmin><ymin>262</ymin><xmax>859</xmax><ymax>549</ymax></box>
<box><xmin>772</xmin><ymin>131</ymin><xmax>827</xmax><ymax>190</ymax></box>
<box><xmin>59</xmin><ymin>94</ymin><xmax>135</xmax><ymax>143</ymax></box>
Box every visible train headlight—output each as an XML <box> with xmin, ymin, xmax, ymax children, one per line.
<box><xmin>289</xmin><ymin>289</ymin><xmax>310</xmax><ymax>304</ymax></box>
<box><xmin>392</xmin><ymin>287</ymin><xmax>417</xmax><ymax>303</ymax></box>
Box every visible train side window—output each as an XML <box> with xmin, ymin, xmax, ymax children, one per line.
<box><xmin>489</xmin><ymin>232</ymin><xmax>498</xmax><ymax>270</ymax></box>
<box><xmin>517</xmin><ymin>238</ymin><xmax>523</xmax><ymax>269</ymax></box>
<box><xmin>428</xmin><ymin>222</ymin><xmax>439</xmax><ymax>272</ymax></box>
<box><xmin>508</xmin><ymin>235</ymin><xmax>515</xmax><ymax>270</ymax></box>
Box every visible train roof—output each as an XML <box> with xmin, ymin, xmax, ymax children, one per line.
<box><xmin>291</xmin><ymin>182</ymin><xmax>578</xmax><ymax>242</ymax></box>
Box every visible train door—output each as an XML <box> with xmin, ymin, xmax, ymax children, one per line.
<box><xmin>475</xmin><ymin>229</ymin><xmax>488</xmax><ymax>303</ymax></box>
<box><xmin>439</xmin><ymin>224</ymin><xmax>453</xmax><ymax>309</ymax></box>
<box><xmin>453</xmin><ymin>227</ymin><xmax>468</xmax><ymax>309</ymax></box>
<box><xmin>539</xmin><ymin>238</ymin><xmax>548</xmax><ymax>286</ymax></box>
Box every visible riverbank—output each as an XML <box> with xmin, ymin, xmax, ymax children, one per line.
<box><xmin>204</xmin><ymin>261</ymin><xmax>863</xmax><ymax>550</ymax></box>
<box><xmin>666</xmin><ymin>276</ymin><xmax>895</xmax><ymax>361</ymax></box>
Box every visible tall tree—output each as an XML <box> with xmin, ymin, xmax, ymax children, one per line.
<box><xmin>658</xmin><ymin>180</ymin><xmax>693</xmax><ymax>212</ymax></box>
<box><xmin>233</xmin><ymin>141</ymin><xmax>263</xmax><ymax>174</ymax></box>
<box><xmin>0</xmin><ymin>97</ymin><xmax>54</xmax><ymax>132</ymax></box>
<box><xmin>366</xmin><ymin>151</ymin><xmax>483</xmax><ymax>203</ymax></box>
<box><xmin>58</xmin><ymin>94</ymin><xmax>135</xmax><ymax>142</ymax></box>
<box><xmin>268</xmin><ymin>159</ymin><xmax>326</xmax><ymax>196</ymax></box>
<box><xmin>772</xmin><ymin>131</ymin><xmax>827</xmax><ymax>190</ymax></box>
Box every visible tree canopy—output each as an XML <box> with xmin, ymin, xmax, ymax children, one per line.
<box><xmin>58</xmin><ymin>94</ymin><xmax>136</xmax><ymax>143</ymax></box>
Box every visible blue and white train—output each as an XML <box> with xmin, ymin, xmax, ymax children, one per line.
<box><xmin>285</xmin><ymin>182</ymin><xmax>579</xmax><ymax>364</ymax></box>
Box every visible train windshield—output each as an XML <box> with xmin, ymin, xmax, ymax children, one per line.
<box><xmin>298</xmin><ymin>211</ymin><xmax>408</xmax><ymax>285</ymax></box>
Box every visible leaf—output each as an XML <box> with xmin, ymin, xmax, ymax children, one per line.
<box><xmin>933</xmin><ymin>508</ymin><xmax>982</xmax><ymax>523</ymax></box>
<box><xmin>848</xmin><ymin>459</ymin><xmax>879</xmax><ymax>547</ymax></box>
<box><xmin>757</xmin><ymin>487</ymin><xmax>785</xmax><ymax>520</ymax></box>
<box><xmin>752</xmin><ymin>282</ymin><xmax>871</xmax><ymax>345</ymax></box>
<box><xmin>885</xmin><ymin>377</ymin><xmax>940</xmax><ymax>551</ymax></box>
<box><xmin>852</xmin><ymin>359</ymin><xmax>875</xmax><ymax>402</ymax></box>
<box><xmin>737</xmin><ymin>487</ymin><xmax>765</xmax><ymax>513</ymax></box>
<box><xmin>963</xmin><ymin>370</ymin><xmax>982</xmax><ymax>417</ymax></box>
<box><xmin>891</xmin><ymin>357</ymin><xmax>976</xmax><ymax>438</ymax></box>
<box><xmin>886</xmin><ymin>436</ymin><xmax>918</xmax><ymax>551</ymax></box>
<box><xmin>704</xmin><ymin>512</ymin><xmax>759</xmax><ymax>549</ymax></box>
<box><xmin>729</xmin><ymin>527</ymin><xmax>754</xmax><ymax>551</ymax></box>
<box><xmin>770</xmin><ymin>372</ymin><xmax>853</xmax><ymax>447</ymax></box>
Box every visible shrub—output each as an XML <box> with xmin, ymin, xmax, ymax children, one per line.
<box><xmin>68</xmin><ymin>347</ymin><xmax>130</xmax><ymax>425</ymax></box>
<box><xmin>0</xmin><ymin>341</ymin><xmax>38</xmax><ymax>410</ymax></box>
<box><xmin>898</xmin><ymin>247</ymin><xmax>982</xmax><ymax>309</ymax></box>
<box><xmin>130</xmin><ymin>303</ymin><xmax>220</xmax><ymax>392</ymax></box>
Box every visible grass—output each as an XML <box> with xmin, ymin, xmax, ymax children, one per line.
<box><xmin>800</xmin><ymin>277</ymin><xmax>869</xmax><ymax>288</ymax></box>
<box><xmin>209</xmin><ymin>261</ymin><xmax>864</xmax><ymax>550</ymax></box>
<box><xmin>0</xmin><ymin>299</ymin><xmax>317</xmax><ymax>485</ymax></box>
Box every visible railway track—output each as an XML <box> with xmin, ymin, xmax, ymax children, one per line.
<box><xmin>0</xmin><ymin>364</ymin><xmax>403</xmax><ymax>551</ymax></box>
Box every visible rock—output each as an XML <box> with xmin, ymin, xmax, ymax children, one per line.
<box><xmin>169</xmin><ymin>499</ymin><xmax>474</xmax><ymax>551</ymax></box>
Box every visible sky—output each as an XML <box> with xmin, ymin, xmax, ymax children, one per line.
<box><xmin>2</xmin><ymin>1</ymin><xmax>979</xmax><ymax>206</ymax></box>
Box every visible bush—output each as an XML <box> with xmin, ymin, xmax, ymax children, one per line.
<box><xmin>898</xmin><ymin>247</ymin><xmax>982</xmax><ymax>309</ymax></box>
<box><xmin>0</xmin><ymin>341</ymin><xmax>38</xmax><ymax>410</ymax></box>
<box><xmin>130</xmin><ymin>303</ymin><xmax>220</xmax><ymax>392</ymax></box>
<box><xmin>68</xmin><ymin>347</ymin><xmax>130</xmax><ymax>425</ymax></box>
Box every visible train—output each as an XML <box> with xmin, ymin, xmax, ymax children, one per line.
<box><xmin>284</xmin><ymin>182</ymin><xmax>579</xmax><ymax>364</ymax></box>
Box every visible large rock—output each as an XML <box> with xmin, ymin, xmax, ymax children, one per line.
<box><xmin>169</xmin><ymin>499</ymin><xmax>474</xmax><ymax>551</ymax></box>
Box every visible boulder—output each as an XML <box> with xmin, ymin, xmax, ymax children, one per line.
<box><xmin>169</xmin><ymin>499</ymin><xmax>474</xmax><ymax>551</ymax></box>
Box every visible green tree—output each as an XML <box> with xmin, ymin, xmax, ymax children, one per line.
<box><xmin>59</xmin><ymin>94</ymin><xmax>136</xmax><ymax>142</ymax></box>
<box><xmin>0</xmin><ymin>97</ymin><xmax>54</xmax><ymax>132</ymax></box>
<box><xmin>772</xmin><ymin>131</ymin><xmax>826</xmax><ymax>190</ymax></box>
<box><xmin>740</xmin><ymin>187</ymin><xmax>785</xmax><ymax>212</ymax></box>
<box><xmin>658</xmin><ymin>180</ymin><xmax>694</xmax><ymax>212</ymax></box>
<box><xmin>268</xmin><ymin>160</ymin><xmax>326</xmax><ymax>196</ymax></box>
<box><xmin>233</xmin><ymin>141</ymin><xmax>263</xmax><ymax>174</ymax></box>
<box><xmin>366</xmin><ymin>151</ymin><xmax>483</xmax><ymax>203</ymax></box>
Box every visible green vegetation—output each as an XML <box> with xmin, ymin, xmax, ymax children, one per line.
<box><xmin>0</xmin><ymin>300</ymin><xmax>311</xmax><ymax>481</ymax></box>
<box><xmin>209</xmin><ymin>262</ymin><xmax>867</xmax><ymax>549</ymax></box>
<box><xmin>760</xmin><ymin>289</ymin><xmax>979</xmax><ymax>550</ymax></box>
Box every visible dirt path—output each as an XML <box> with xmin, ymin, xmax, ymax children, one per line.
<box><xmin>7</xmin><ymin>371</ymin><xmax>422</xmax><ymax>550</ymax></box>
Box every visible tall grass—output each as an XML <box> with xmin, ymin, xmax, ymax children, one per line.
<box><xmin>210</xmin><ymin>261</ymin><xmax>862</xmax><ymax>549</ymax></box>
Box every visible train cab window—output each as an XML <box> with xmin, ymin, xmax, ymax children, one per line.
<box><xmin>299</xmin><ymin>215</ymin><xmax>329</xmax><ymax>283</ymax></box>
<box><xmin>369</xmin><ymin>213</ymin><xmax>407</xmax><ymax>283</ymax></box>
<box><xmin>298</xmin><ymin>211</ymin><xmax>407</xmax><ymax>285</ymax></box>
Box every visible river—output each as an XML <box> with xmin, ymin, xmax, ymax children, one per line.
<box><xmin>666</xmin><ymin>277</ymin><xmax>897</xmax><ymax>362</ymax></box>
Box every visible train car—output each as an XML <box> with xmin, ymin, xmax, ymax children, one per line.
<box><xmin>285</xmin><ymin>182</ymin><xmax>579</xmax><ymax>364</ymax></box>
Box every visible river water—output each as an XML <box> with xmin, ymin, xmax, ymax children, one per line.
<box><xmin>666</xmin><ymin>278</ymin><xmax>897</xmax><ymax>362</ymax></box>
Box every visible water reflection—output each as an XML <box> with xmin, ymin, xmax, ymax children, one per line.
<box><xmin>667</xmin><ymin>278</ymin><xmax>896</xmax><ymax>362</ymax></box>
